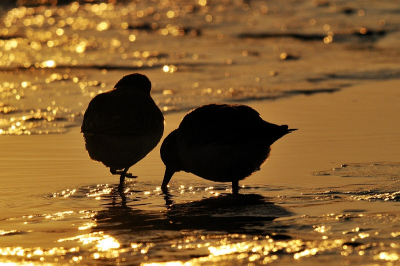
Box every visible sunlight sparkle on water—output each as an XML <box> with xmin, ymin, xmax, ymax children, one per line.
<box><xmin>163</xmin><ymin>65</ymin><xmax>177</xmax><ymax>73</ymax></box>
<box><xmin>376</xmin><ymin>252</ymin><xmax>400</xmax><ymax>261</ymax></box>
<box><xmin>52</xmin><ymin>189</ymin><xmax>76</xmax><ymax>198</ymax></box>
<box><xmin>96</xmin><ymin>236</ymin><xmax>120</xmax><ymax>251</ymax></box>
<box><xmin>41</xmin><ymin>60</ymin><xmax>56</xmax><ymax>68</ymax></box>
<box><xmin>86</xmin><ymin>184</ymin><xmax>112</xmax><ymax>198</ymax></box>
<box><xmin>78</xmin><ymin>222</ymin><xmax>96</xmax><ymax>230</ymax></box>
<box><xmin>0</xmin><ymin>230</ymin><xmax>17</xmax><ymax>236</ymax></box>
<box><xmin>58</xmin><ymin>232</ymin><xmax>120</xmax><ymax>252</ymax></box>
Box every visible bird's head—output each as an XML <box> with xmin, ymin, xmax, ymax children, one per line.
<box><xmin>114</xmin><ymin>73</ymin><xmax>152</xmax><ymax>94</ymax></box>
<box><xmin>160</xmin><ymin>129</ymin><xmax>181</xmax><ymax>191</ymax></box>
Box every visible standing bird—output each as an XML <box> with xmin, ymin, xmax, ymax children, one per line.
<box><xmin>160</xmin><ymin>104</ymin><xmax>296</xmax><ymax>194</ymax></box>
<box><xmin>81</xmin><ymin>73</ymin><xmax>164</xmax><ymax>188</ymax></box>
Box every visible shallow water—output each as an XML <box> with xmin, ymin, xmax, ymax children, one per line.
<box><xmin>1</xmin><ymin>0</ymin><xmax>400</xmax><ymax>265</ymax></box>
<box><xmin>1</xmin><ymin>162</ymin><xmax>400</xmax><ymax>265</ymax></box>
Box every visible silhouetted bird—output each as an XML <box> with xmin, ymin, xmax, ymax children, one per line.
<box><xmin>160</xmin><ymin>104</ymin><xmax>296</xmax><ymax>194</ymax></box>
<box><xmin>82</xmin><ymin>73</ymin><xmax>164</xmax><ymax>188</ymax></box>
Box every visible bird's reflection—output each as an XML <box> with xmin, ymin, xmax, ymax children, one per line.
<box><xmin>93</xmin><ymin>189</ymin><xmax>292</xmax><ymax>235</ymax></box>
<box><xmin>163</xmin><ymin>189</ymin><xmax>174</xmax><ymax>206</ymax></box>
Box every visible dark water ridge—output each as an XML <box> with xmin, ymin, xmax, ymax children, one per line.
<box><xmin>237</xmin><ymin>28</ymin><xmax>388</xmax><ymax>43</ymax></box>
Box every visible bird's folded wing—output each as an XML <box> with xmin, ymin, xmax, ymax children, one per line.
<box><xmin>178</xmin><ymin>104</ymin><xmax>269</xmax><ymax>146</ymax></box>
<box><xmin>81</xmin><ymin>90</ymin><xmax>163</xmax><ymax>136</ymax></box>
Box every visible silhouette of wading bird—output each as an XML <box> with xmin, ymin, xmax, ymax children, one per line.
<box><xmin>160</xmin><ymin>104</ymin><xmax>297</xmax><ymax>194</ymax></box>
<box><xmin>81</xmin><ymin>73</ymin><xmax>164</xmax><ymax>189</ymax></box>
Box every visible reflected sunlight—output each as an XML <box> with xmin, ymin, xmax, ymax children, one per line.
<box><xmin>163</xmin><ymin>65</ymin><xmax>177</xmax><ymax>73</ymax></box>
<box><xmin>58</xmin><ymin>231</ymin><xmax>120</xmax><ymax>253</ymax></box>
<box><xmin>41</xmin><ymin>60</ymin><xmax>56</xmax><ymax>68</ymax></box>
<box><xmin>96</xmin><ymin>236</ymin><xmax>120</xmax><ymax>251</ymax></box>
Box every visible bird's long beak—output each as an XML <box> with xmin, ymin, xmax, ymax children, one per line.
<box><xmin>161</xmin><ymin>167</ymin><xmax>175</xmax><ymax>193</ymax></box>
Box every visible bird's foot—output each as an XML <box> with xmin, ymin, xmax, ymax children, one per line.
<box><xmin>110</xmin><ymin>168</ymin><xmax>137</xmax><ymax>178</ymax></box>
<box><xmin>125</xmin><ymin>173</ymin><xmax>138</xmax><ymax>179</ymax></box>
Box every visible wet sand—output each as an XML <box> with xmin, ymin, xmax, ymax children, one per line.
<box><xmin>1</xmin><ymin>78</ymin><xmax>400</xmax><ymax>264</ymax></box>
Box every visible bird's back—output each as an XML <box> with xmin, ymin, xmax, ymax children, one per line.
<box><xmin>178</xmin><ymin>104</ymin><xmax>286</xmax><ymax>146</ymax></box>
<box><xmin>81</xmin><ymin>88</ymin><xmax>164</xmax><ymax>136</ymax></box>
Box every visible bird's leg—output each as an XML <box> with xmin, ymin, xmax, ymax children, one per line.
<box><xmin>116</xmin><ymin>167</ymin><xmax>129</xmax><ymax>192</ymax></box>
<box><xmin>232</xmin><ymin>180</ymin><xmax>239</xmax><ymax>194</ymax></box>
<box><xmin>120</xmin><ymin>169</ymin><xmax>127</xmax><ymax>184</ymax></box>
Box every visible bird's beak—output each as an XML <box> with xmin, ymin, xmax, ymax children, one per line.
<box><xmin>161</xmin><ymin>167</ymin><xmax>175</xmax><ymax>193</ymax></box>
